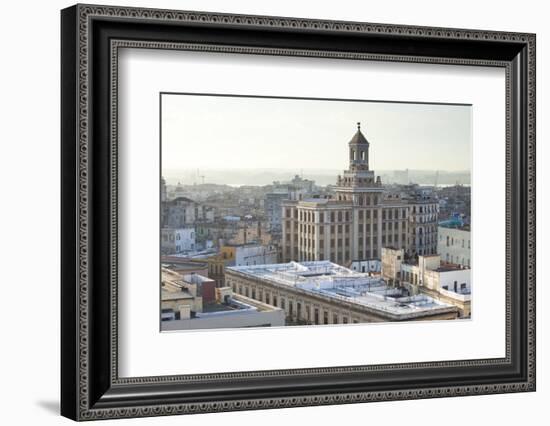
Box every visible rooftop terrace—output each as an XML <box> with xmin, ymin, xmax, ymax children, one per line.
<box><xmin>227</xmin><ymin>261</ymin><xmax>456</xmax><ymax>318</ymax></box>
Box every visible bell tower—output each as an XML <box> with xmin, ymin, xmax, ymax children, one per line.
<box><xmin>336</xmin><ymin>122</ymin><xmax>381</xmax><ymax>193</ymax></box>
<box><xmin>349</xmin><ymin>122</ymin><xmax>370</xmax><ymax>171</ymax></box>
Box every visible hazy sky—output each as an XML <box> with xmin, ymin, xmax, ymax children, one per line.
<box><xmin>161</xmin><ymin>94</ymin><xmax>471</xmax><ymax>172</ymax></box>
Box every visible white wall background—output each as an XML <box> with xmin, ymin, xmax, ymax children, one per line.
<box><xmin>0</xmin><ymin>0</ymin><xmax>546</xmax><ymax>425</ymax></box>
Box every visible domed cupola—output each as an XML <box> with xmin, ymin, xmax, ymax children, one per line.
<box><xmin>348</xmin><ymin>122</ymin><xmax>370</xmax><ymax>171</ymax></box>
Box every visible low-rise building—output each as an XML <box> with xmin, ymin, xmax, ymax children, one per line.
<box><xmin>161</xmin><ymin>196</ymin><xmax>215</xmax><ymax>228</ymax></box>
<box><xmin>397</xmin><ymin>254</ymin><xmax>471</xmax><ymax>317</ymax></box>
<box><xmin>226</xmin><ymin>261</ymin><xmax>458</xmax><ymax>325</ymax></box>
<box><xmin>220</xmin><ymin>243</ymin><xmax>278</xmax><ymax>267</ymax></box>
<box><xmin>380</xmin><ymin>247</ymin><xmax>404</xmax><ymax>286</ymax></box>
<box><xmin>350</xmin><ymin>259</ymin><xmax>381</xmax><ymax>274</ymax></box>
<box><xmin>160</xmin><ymin>256</ymin><xmax>209</xmax><ymax>277</ymax></box>
<box><xmin>160</xmin><ymin>227</ymin><xmax>196</xmax><ymax>255</ymax></box>
<box><xmin>227</xmin><ymin>220</ymin><xmax>272</xmax><ymax>246</ymax></box>
<box><xmin>437</xmin><ymin>223</ymin><xmax>471</xmax><ymax>268</ymax></box>
<box><xmin>161</xmin><ymin>269</ymin><xmax>284</xmax><ymax>330</ymax></box>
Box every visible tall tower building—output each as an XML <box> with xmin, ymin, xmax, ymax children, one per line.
<box><xmin>281</xmin><ymin>123</ymin><xmax>438</xmax><ymax>266</ymax></box>
<box><xmin>335</xmin><ymin>122</ymin><xmax>384</xmax><ymax>203</ymax></box>
<box><xmin>349</xmin><ymin>122</ymin><xmax>370</xmax><ymax>169</ymax></box>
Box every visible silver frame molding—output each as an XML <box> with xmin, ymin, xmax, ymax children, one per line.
<box><xmin>61</xmin><ymin>3</ymin><xmax>536</xmax><ymax>421</ymax></box>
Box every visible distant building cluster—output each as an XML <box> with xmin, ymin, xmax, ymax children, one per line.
<box><xmin>160</xmin><ymin>122</ymin><xmax>471</xmax><ymax>330</ymax></box>
<box><xmin>437</xmin><ymin>185</ymin><xmax>471</xmax><ymax>222</ymax></box>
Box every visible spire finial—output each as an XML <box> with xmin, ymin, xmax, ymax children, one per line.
<box><xmin>357</xmin><ymin>122</ymin><xmax>361</xmax><ymax>131</ymax></box>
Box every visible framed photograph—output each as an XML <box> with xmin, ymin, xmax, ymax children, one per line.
<box><xmin>61</xmin><ymin>4</ymin><xmax>536</xmax><ymax>421</ymax></box>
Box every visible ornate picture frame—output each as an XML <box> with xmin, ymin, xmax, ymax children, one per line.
<box><xmin>61</xmin><ymin>4</ymin><xmax>536</xmax><ymax>420</ymax></box>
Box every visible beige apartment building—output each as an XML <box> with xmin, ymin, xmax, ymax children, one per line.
<box><xmin>282</xmin><ymin>123</ymin><xmax>438</xmax><ymax>266</ymax></box>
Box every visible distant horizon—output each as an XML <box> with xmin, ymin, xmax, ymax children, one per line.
<box><xmin>162</xmin><ymin>167</ymin><xmax>472</xmax><ymax>173</ymax></box>
<box><xmin>162</xmin><ymin>167</ymin><xmax>471</xmax><ymax>187</ymax></box>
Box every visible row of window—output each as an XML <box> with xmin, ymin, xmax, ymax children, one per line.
<box><xmin>292</xmin><ymin>221</ymin><xmax>413</xmax><ymax>236</ymax></box>
<box><xmin>286</xmin><ymin>237</ymin><xmax>441</xmax><ymax>255</ymax></box>
<box><xmin>356</xmin><ymin>195</ymin><xmax>380</xmax><ymax>206</ymax></box>
<box><xmin>411</xmin><ymin>204</ymin><xmax>437</xmax><ymax>214</ymax></box>
<box><xmin>298</xmin><ymin>249</ymin><xmax>351</xmax><ymax>263</ymax></box>
<box><xmin>286</xmin><ymin>233</ymin><xmax>437</xmax><ymax>251</ymax></box>
<box><xmin>231</xmin><ymin>282</ymin><xmax>362</xmax><ymax>325</ymax></box>
<box><xmin>161</xmin><ymin>232</ymin><xmax>195</xmax><ymax>242</ymax></box>
<box><xmin>413</xmin><ymin>226</ymin><xmax>437</xmax><ymax>235</ymax></box>
<box><xmin>381</xmin><ymin>234</ymin><xmax>406</xmax><ymax>245</ymax></box>
<box><xmin>287</xmin><ymin>207</ymin><xmax>436</xmax><ymax>224</ymax></box>
<box><xmin>350</xmin><ymin>149</ymin><xmax>367</xmax><ymax>161</ymax></box>
<box><xmin>411</xmin><ymin>236</ymin><xmax>437</xmax><ymax>246</ymax></box>
<box><xmin>292</xmin><ymin>210</ymin><xmax>354</xmax><ymax>223</ymax></box>
<box><xmin>336</xmin><ymin>194</ymin><xmax>381</xmax><ymax>206</ymax></box>
<box><xmin>442</xmin><ymin>235</ymin><xmax>471</xmax><ymax>249</ymax></box>
<box><xmin>445</xmin><ymin>254</ymin><xmax>471</xmax><ymax>267</ymax></box>
<box><xmin>298</xmin><ymin>224</ymin><xmax>353</xmax><ymax>235</ymax></box>
<box><xmin>412</xmin><ymin>215</ymin><xmax>438</xmax><ymax>224</ymax></box>
<box><xmin>209</xmin><ymin>263</ymin><xmax>224</xmax><ymax>276</ymax></box>
<box><xmin>174</xmin><ymin>243</ymin><xmax>195</xmax><ymax>252</ymax></box>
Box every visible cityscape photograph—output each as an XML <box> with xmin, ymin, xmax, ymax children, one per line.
<box><xmin>160</xmin><ymin>94</ymin><xmax>472</xmax><ymax>331</ymax></box>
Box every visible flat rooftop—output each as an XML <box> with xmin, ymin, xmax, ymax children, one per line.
<box><xmin>201</xmin><ymin>295</ymin><xmax>278</xmax><ymax>314</ymax></box>
<box><xmin>161</xmin><ymin>290</ymin><xmax>193</xmax><ymax>301</ymax></box>
<box><xmin>436</xmin><ymin>263</ymin><xmax>468</xmax><ymax>272</ymax></box>
<box><xmin>227</xmin><ymin>261</ymin><xmax>455</xmax><ymax>318</ymax></box>
<box><xmin>161</xmin><ymin>256</ymin><xmax>208</xmax><ymax>266</ymax></box>
<box><xmin>439</xmin><ymin>219</ymin><xmax>470</xmax><ymax>231</ymax></box>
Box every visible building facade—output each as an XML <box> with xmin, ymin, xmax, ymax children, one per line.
<box><xmin>160</xmin><ymin>227</ymin><xmax>196</xmax><ymax>255</ymax></box>
<box><xmin>437</xmin><ymin>224</ymin><xmax>471</xmax><ymax>268</ymax></box>
<box><xmin>282</xmin><ymin>123</ymin><xmax>439</xmax><ymax>266</ymax></box>
<box><xmin>220</xmin><ymin>243</ymin><xmax>278</xmax><ymax>267</ymax></box>
<box><xmin>264</xmin><ymin>192</ymin><xmax>289</xmax><ymax>234</ymax></box>
<box><xmin>161</xmin><ymin>196</ymin><xmax>215</xmax><ymax>228</ymax></box>
<box><xmin>403</xmin><ymin>186</ymin><xmax>439</xmax><ymax>256</ymax></box>
<box><xmin>161</xmin><ymin>269</ymin><xmax>284</xmax><ymax>330</ymax></box>
<box><xmin>380</xmin><ymin>248</ymin><xmax>471</xmax><ymax>317</ymax></box>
